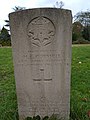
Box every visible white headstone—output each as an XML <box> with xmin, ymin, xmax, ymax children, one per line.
<box><xmin>9</xmin><ymin>8</ymin><xmax>72</xmax><ymax>120</ymax></box>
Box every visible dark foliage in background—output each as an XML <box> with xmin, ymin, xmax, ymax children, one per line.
<box><xmin>72</xmin><ymin>10</ymin><xmax>90</xmax><ymax>43</ymax></box>
<box><xmin>0</xmin><ymin>27</ymin><xmax>11</xmax><ymax>46</ymax></box>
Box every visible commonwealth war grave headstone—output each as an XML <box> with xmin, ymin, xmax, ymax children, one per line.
<box><xmin>9</xmin><ymin>8</ymin><xmax>72</xmax><ymax>120</ymax></box>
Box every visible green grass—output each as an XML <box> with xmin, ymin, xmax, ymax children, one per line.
<box><xmin>0</xmin><ymin>45</ymin><xmax>90</xmax><ymax>120</ymax></box>
<box><xmin>0</xmin><ymin>48</ymin><xmax>18</xmax><ymax>120</ymax></box>
<box><xmin>70</xmin><ymin>45</ymin><xmax>90</xmax><ymax>120</ymax></box>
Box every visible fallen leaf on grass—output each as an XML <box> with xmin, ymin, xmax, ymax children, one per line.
<box><xmin>81</xmin><ymin>98</ymin><xmax>88</xmax><ymax>102</ymax></box>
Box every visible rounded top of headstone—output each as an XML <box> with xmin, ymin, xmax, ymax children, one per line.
<box><xmin>9</xmin><ymin>8</ymin><xmax>72</xmax><ymax>16</ymax></box>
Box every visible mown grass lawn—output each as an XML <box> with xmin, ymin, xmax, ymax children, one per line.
<box><xmin>0</xmin><ymin>45</ymin><xmax>90</xmax><ymax>120</ymax></box>
<box><xmin>0</xmin><ymin>48</ymin><xmax>18</xmax><ymax>120</ymax></box>
<box><xmin>71</xmin><ymin>45</ymin><xmax>90</xmax><ymax>120</ymax></box>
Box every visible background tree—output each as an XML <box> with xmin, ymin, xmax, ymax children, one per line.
<box><xmin>74</xmin><ymin>10</ymin><xmax>90</xmax><ymax>26</ymax></box>
<box><xmin>0</xmin><ymin>27</ymin><xmax>11</xmax><ymax>46</ymax></box>
<box><xmin>3</xmin><ymin>6</ymin><xmax>26</xmax><ymax>46</ymax></box>
<box><xmin>72</xmin><ymin>22</ymin><xmax>83</xmax><ymax>41</ymax></box>
<box><xmin>54</xmin><ymin>1</ymin><xmax>64</xmax><ymax>8</ymax></box>
<box><xmin>74</xmin><ymin>10</ymin><xmax>90</xmax><ymax>41</ymax></box>
<box><xmin>12</xmin><ymin>6</ymin><xmax>26</xmax><ymax>12</ymax></box>
<box><xmin>5</xmin><ymin>6</ymin><xmax>26</xmax><ymax>29</ymax></box>
<box><xmin>82</xmin><ymin>26</ymin><xmax>90</xmax><ymax>41</ymax></box>
<box><xmin>4</xmin><ymin>20</ymin><xmax>10</xmax><ymax>29</ymax></box>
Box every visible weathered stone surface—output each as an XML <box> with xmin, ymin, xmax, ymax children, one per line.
<box><xmin>9</xmin><ymin>8</ymin><xmax>72</xmax><ymax>120</ymax></box>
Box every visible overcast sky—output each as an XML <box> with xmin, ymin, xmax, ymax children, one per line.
<box><xmin>0</xmin><ymin>0</ymin><xmax>90</xmax><ymax>29</ymax></box>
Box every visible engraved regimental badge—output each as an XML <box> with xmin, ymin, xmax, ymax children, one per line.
<box><xmin>27</xmin><ymin>16</ymin><xmax>55</xmax><ymax>47</ymax></box>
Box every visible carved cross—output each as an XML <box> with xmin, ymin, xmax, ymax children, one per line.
<box><xmin>33</xmin><ymin>69</ymin><xmax>52</xmax><ymax>82</ymax></box>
